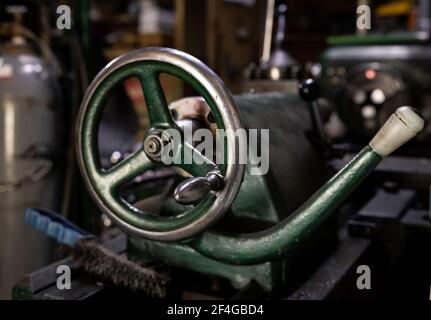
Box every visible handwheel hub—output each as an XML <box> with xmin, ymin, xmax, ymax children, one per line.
<box><xmin>143</xmin><ymin>133</ymin><xmax>163</xmax><ymax>160</ymax></box>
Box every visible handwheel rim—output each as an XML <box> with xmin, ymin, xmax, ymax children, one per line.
<box><xmin>76</xmin><ymin>47</ymin><xmax>245</xmax><ymax>241</ymax></box>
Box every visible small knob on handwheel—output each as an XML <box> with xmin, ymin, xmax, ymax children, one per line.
<box><xmin>174</xmin><ymin>172</ymin><xmax>223</xmax><ymax>205</ymax></box>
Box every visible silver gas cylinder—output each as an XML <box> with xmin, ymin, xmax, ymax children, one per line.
<box><xmin>0</xmin><ymin>37</ymin><xmax>64</xmax><ymax>298</ymax></box>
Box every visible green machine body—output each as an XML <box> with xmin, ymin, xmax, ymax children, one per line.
<box><xmin>76</xmin><ymin>47</ymin><xmax>424</xmax><ymax>294</ymax></box>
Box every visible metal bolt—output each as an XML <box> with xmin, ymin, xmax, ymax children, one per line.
<box><xmin>143</xmin><ymin>134</ymin><xmax>163</xmax><ymax>159</ymax></box>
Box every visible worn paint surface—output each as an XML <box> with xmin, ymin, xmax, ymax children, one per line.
<box><xmin>191</xmin><ymin>147</ymin><xmax>381</xmax><ymax>265</ymax></box>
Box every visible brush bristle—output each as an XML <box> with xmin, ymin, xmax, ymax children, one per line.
<box><xmin>72</xmin><ymin>238</ymin><xmax>170</xmax><ymax>298</ymax></box>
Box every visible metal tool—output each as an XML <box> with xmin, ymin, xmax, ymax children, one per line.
<box><xmin>76</xmin><ymin>47</ymin><xmax>424</xmax><ymax>292</ymax></box>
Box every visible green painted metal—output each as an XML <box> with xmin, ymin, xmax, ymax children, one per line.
<box><xmin>12</xmin><ymin>284</ymin><xmax>33</xmax><ymax>300</ymax></box>
<box><xmin>126</xmin><ymin>92</ymin><xmax>332</xmax><ymax>291</ymax></box>
<box><xmin>175</xmin><ymin>142</ymin><xmax>219</xmax><ymax>178</ymax></box>
<box><xmin>81</xmin><ymin>61</ymin><xmax>225</xmax><ymax>233</ymax></box>
<box><xmin>128</xmin><ymin>146</ymin><xmax>380</xmax><ymax>290</ymax></box>
<box><xmin>228</xmin><ymin>92</ymin><xmax>330</xmax><ymax>223</ymax></box>
<box><xmin>327</xmin><ymin>32</ymin><xmax>428</xmax><ymax>46</ymax></box>
<box><xmin>81</xmin><ymin>55</ymin><xmax>384</xmax><ymax>290</ymax></box>
<box><xmin>129</xmin><ymin>146</ymin><xmax>380</xmax><ymax>290</ymax></box>
<box><xmin>128</xmin><ymin>236</ymin><xmax>281</xmax><ymax>293</ymax></box>
<box><xmin>230</xmin><ymin>166</ymin><xmax>280</xmax><ymax>223</ymax></box>
<box><xmin>189</xmin><ymin>146</ymin><xmax>381</xmax><ymax>265</ymax></box>
<box><xmin>76</xmin><ymin>0</ymin><xmax>90</xmax><ymax>72</ymax></box>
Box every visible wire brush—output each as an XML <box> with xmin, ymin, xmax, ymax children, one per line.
<box><xmin>25</xmin><ymin>208</ymin><xmax>170</xmax><ymax>298</ymax></box>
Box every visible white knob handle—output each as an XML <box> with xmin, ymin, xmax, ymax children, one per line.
<box><xmin>369</xmin><ymin>106</ymin><xmax>425</xmax><ymax>157</ymax></box>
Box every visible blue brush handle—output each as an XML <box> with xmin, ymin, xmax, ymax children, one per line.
<box><xmin>24</xmin><ymin>208</ymin><xmax>93</xmax><ymax>247</ymax></box>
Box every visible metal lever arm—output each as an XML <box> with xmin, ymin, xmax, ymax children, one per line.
<box><xmin>299</xmin><ymin>78</ymin><xmax>326</xmax><ymax>142</ymax></box>
<box><xmin>190</xmin><ymin>107</ymin><xmax>424</xmax><ymax>265</ymax></box>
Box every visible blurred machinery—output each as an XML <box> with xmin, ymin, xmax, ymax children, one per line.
<box><xmin>5</xmin><ymin>0</ymin><xmax>431</xmax><ymax>301</ymax></box>
<box><xmin>0</xmin><ymin>5</ymin><xmax>64</xmax><ymax>298</ymax></box>
<box><xmin>321</xmin><ymin>32</ymin><xmax>431</xmax><ymax>145</ymax></box>
<box><xmin>15</xmin><ymin>46</ymin><xmax>431</xmax><ymax>300</ymax></box>
<box><xmin>320</xmin><ymin>0</ymin><xmax>431</xmax><ymax>146</ymax></box>
<box><xmin>242</xmin><ymin>1</ymin><xmax>301</xmax><ymax>93</ymax></box>
<box><xmin>0</xmin><ymin>0</ymin><xmax>90</xmax><ymax>298</ymax></box>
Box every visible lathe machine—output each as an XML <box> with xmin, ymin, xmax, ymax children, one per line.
<box><xmin>13</xmin><ymin>47</ymin><xmax>431</xmax><ymax>300</ymax></box>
